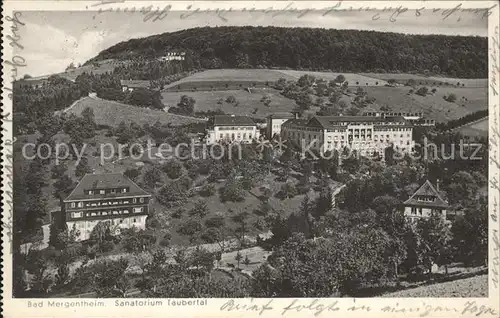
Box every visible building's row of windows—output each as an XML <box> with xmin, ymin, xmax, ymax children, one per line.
<box><xmin>219</xmin><ymin>133</ymin><xmax>253</xmax><ymax>140</ymax></box>
<box><xmin>72</xmin><ymin>217</ymin><xmax>141</xmax><ymax>229</ymax></box>
<box><xmin>217</xmin><ymin>127</ymin><xmax>254</xmax><ymax>131</ymax></box>
<box><xmin>417</xmin><ymin>195</ymin><xmax>436</xmax><ymax>202</ymax></box>
<box><xmin>71</xmin><ymin>207</ymin><xmax>144</xmax><ymax>218</ymax></box>
<box><xmin>70</xmin><ymin>197</ymin><xmax>145</xmax><ymax>208</ymax></box>
<box><xmin>84</xmin><ymin>187</ymin><xmax>129</xmax><ymax>196</ymax></box>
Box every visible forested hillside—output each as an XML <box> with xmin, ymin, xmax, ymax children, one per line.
<box><xmin>90</xmin><ymin>26</ymin><xmax>487</xmax><ymax>78</ymax></box>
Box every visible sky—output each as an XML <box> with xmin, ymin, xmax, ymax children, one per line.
<box><xmin>14</xmin><ymin>8</ymin><xmax>489</xmax><ymax>78</ymax></box>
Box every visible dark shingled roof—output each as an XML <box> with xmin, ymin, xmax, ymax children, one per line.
<box><xmin>282</xmin><ymin>118</ymin><xmax>310</xmax><ymax>126</ymax></box>
<box><xmin>213</xmin><ymin>115</ymin><xmax>256</xmax><ymax>126</ymax></box>
<box><xmin>403</xmin><ymin>180</ymin><xmax>449</xmax><ymax>208</ymax></box>
<box><xmin>120</xmin><ymin>80</ymin><xmax>150</xmax><ymax>88</ymax></box>
<box><xmin>64</xmin><ymin>173</ymin><xmax>150</xmax><ymax>201</ymax></box>
<box><xmin>267</xmin><ymin>112</ymin><xmax>296</xmax><ymax>119</ymax></box>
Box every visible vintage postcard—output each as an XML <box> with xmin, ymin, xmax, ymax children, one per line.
<box><xmin>2</xmin><ymin>0</ymin><xmax>500</xmax><ymax>317</ymax></box>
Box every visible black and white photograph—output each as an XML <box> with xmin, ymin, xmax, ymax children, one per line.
<box><xmin>2</xmin><ymin>0</ymin><xmax>499</xmax><ymax>314</ymax></box>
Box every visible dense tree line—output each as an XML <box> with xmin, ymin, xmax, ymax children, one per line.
<box><xmin>13</xmin><ymin>76</ymin><xmax>88</xmax><ymax>134</ymax></box>
<box><xmin>92</xmin><ymin>26</ymin><xmax>487</xmax><ymax>78</ymax></box>
<box><xmin>436</xmin><ymin>109</ymin><xmax>488</xmax><ymax>131</ymax></box>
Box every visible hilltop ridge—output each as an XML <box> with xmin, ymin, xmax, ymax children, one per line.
<box><xmin>88</xmin><ymin>26</ymin><xmax>488</xmax><ymax>78</ymax></box>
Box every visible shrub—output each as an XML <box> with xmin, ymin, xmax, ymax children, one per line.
<box><xmin>444</xmin><ymin>93</ymin><xmax>457</xmax><ymax>102</ymax></box>
<box><xmin>171</xmin><ymin>208</ymin><xmax>185</xmax><ymax>219</ymax></box>
<box><xmin>415</xmin><ymin>87</ymin><xmax>429</xmax><ymax>96</ymax></box>
<box><xmin>199</xmin><ymin>184</ymin><xmax>216</xmax><ymax>197</ymax></box>
<box><xmin>98</xmin><ymin>240</ymin><xmax>115</xmax><ymax>253</ymax></box>
<box><xmin>161</xmin><ymin>160</ymin><xmax>183</xmax><ymax>179</ymax></box>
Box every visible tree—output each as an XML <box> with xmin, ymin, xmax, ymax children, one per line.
<box><xmin>447</xmin><ymin>171</ymin><xmax>479</xmax><ymax>206</ymax></box>
<box><xmin>191</xmin><ymin>247</ymin><xmax>215</xmax><ymax>273</ymax></box>
<box><xmin>232</xmin><ymin>210</ymin><xmax>251</xmax><ymax>247</ymax></box>
<box><xmin>235</xmin><ymin>251</ymin><xmax>243</xmax><ymax>269</ymax></box>
<box><xmin>295</xmin><ymin>92</ymin><xmax>313</xmax><ymax>111</ymax></box>
<box><xmin>89</xmin><ymin>221</ymin><xmax>112</xmax><ymax>246</ymax></box>
<box><xmin>157</xmin><ymin>179</ymin><xmax>189</xmax><ymax>207</ymax></box>
<box><xmin>219</xmin><ymin>176</ymin><xmax>245</xmax><ymax>202</ymax></box>
<box><xmin>81</xmin><ymin>107</ymin><xmax>96</xmax><ymax>127</ymax></box>
<box><xmin>177</xmin><ymin>219</ymin><xmax>204</xmax><ymax>243</ymax></box>
<box><xmin>51</xmin><ymin>163</ymin><xmax>68</xmax><ymax>180</ymax></box>
<box><xmin>243</xmin><ymin>255</ymin><xmax>251</xmax><ymax>266</ymax></box>
<box><xmin>177</xmin><ymin>95</ymin><xmax>196</xmax><ymax>115</ymax></box>
<box><xmin>406</xmin><ymin>79</ymin><xmax>416</xmax><ymax>87</ymax></box>
<box><xmin>279</xmin><ymin>182</ymin><xmax>297</xmax><ymax>199</ymax></box>
<box><xmin>297</xmin><ymin>74</ymin><xmax>315</xmax><ymax>87</ymax></box>
<box><xmin>75</xmin><ymin>156</ymin><xmax>92</xmax><ymax>178</ymax></box>
<box><xmin>335</xmin><ymin>74</ymin><xmax>346</xmax><ymax>84</ymax></box>
<box><xmin>143</xmin><ymin>167</ymin><xmax>162</xmax><ymax>189</ymax></box>
<box><xmin>415</xmin><ymin>87</ymin><xmax>429</xmax><ymax>96</ymax></box>
<box><xmin>161</xmin><ymin>160</ymin><xmax>183</xmax><ymax>179</ymax></box>
<box><xmin>416</xmin><ymin>213</ymin><xmax>453</xmax><ymax>275</ymax></box>
<box><xmin>226</xmin><ymin>95</ymin><xmax>237</xmax><ymax>104</ymax></box>
<box><xmin>451</xmin><ymin>196</ymin><xmax>488</xmax><ymax>266</ymax></box>
<box><xmin>127</xmin><ymin>88</ymin><xmax>164</xmax><ymax>110</ymax></box>
<box><xmin>314</xmin><ymin>186</ymin><xmax>333</xmax><ymax>218</ymax></box>
<box><xmin>124</xmin><ymin>168</ymin><xmax>140</xmax><ymax>182</ymax></box>
<box><xmin>189</xmin><ymin>200</ymin><xmax>209</xmax><ymax>219</ymax></box>
<box><xmin>121</xmin><ymin>229</ymin><xmax>156</xmax><ymax>253</ymax></box>
<box><xmin>25</xmin><ymin>249</ymin><xmax>53</xmax><ymax>295</ymax></box>
<box><xmin>199</xmin><ymin>184</ymin><xmax>216</xmax><ymax>197</ymax></box>
<box><xmin>72</xmin><ymin>258</ymin><xmax>130</xmax><ymax>297</ymax></box>
<box><xmin>253</xmin><ymin>230</ymin><xmax>391</xmax><ymax>297</ymax></box>
<box><xmin>261</xmin><ymin>94</ymin><xmax>272</xmax><ymax>107</ymax></box>
<box><xmin>205</xmin><ymin>215</ymin><xmax>225</xmax><ymax>229</ymax></box>
<box><xmin>445</xmin><ymin>93</ymin><xmax>457</xmax><ymax>103</ymax></box>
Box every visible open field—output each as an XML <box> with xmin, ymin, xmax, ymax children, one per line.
<box><xmin>456</xmin><ymin>117</ymin><xmax>488</xmax><ymax>137</ymax></box>
<box><xmin>165</xmin><ymin>69</ymin><xmax>391</xmax><ymax>90</ymax></box>
<box><xmin>68</xmin><ymin>96</ymin><xmax>203</xmax><ymax>127</ymax></box>
<box><xmin>360</xmin><ymin>73</ymin><xmax>487</xmax><ymax>88</ymax></box>
<box><xmin>278</xmin><ymin>70</ymin><xmax>389</xmax><ymax>86</ymax></box>
<box><xmin>383</xmin><ymin>274</ymin><xmax>487</xmax><ymax>297</ymax></box>
<box><xmin>168</xmin><ymin>69</ymin><xmax>296</xmax><ymax>84</ymax></box>
<box><xmin>161</xmin><ymin>88</ymin><xmax>294</xmax><ymax>118</ymax></box>
<box><xmin>362</xmin><ymin>86</ymin><xmax>487</xmax><ymax>122</ymax></box>
<box><xmin>59</xmin><ymin>59</ymin><xmax>125</xmax><ymax>81</ymax></box>
<box><xmin>427</xmin><ymin>76</ymin><xmax>488</xmax><ymax>88</ymax></box>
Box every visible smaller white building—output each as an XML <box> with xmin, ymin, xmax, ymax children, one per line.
<box><xmin>206</xmin><ymin>115</ymin><xmax>260</xmax><ymax>144</ymax></box>
<box><xmin>266</xmin><ymin>113</ymin><xmax>297</xmax><ymax>139</ymax></box>
<box><xmin>120</xmin><ymin>80</ymin><xmax>151</xmax><ymax>92</ymax></box>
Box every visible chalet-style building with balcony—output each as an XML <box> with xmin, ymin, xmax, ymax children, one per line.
<box><xmin>63</xmin><ymin>173</ymin><xmax>151</xmax><ymax>241</ymax></box>
<box><xmin>403</xmin><ymin>180</ymin><xmax>449</xmax><ymax>223</ymax></box>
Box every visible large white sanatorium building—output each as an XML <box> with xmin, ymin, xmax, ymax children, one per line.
<box><xmin>206</xmin><ymin>115</ymin><xmax>260</xmax><ymax>144</ymax></box>
<box><xmin>63</xmin><ymin>173</ymin><xmax>151</xmax><ymax>241</ymax></box>
<box><xmin>281</xmin><ymin>115</ymin><xmax>414</xmax><ymax>156</ymax></box>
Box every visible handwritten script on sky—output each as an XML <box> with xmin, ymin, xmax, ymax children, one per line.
<box><xmin>92</xmin><ymin>1</ymin><xmax>496</xmax><ymax>23</ymax></box>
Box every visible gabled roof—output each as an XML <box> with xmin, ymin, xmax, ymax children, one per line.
<box><xmin>282</xmin><ymin>118</ymin><xmax>309</xmax><ymax>126</ymax></box>
<box><xmin>403</xmin><ymin>180</ymin><xmax>448</xmax><ymax>208</ymax></box>
<box><xmin>213</xmin><ymin>115</ymin><xmax>256</xmax><ymax>126</ymax></box>
<box><xmin>120</xmin><ymin>80</ymin><xmax>150</xmax><ymax>88</ymax></box>
<box><xmin>64</xmin><ymin>173</ymin><xmax>150</xmax><ymax>201</ymax></box>
<box><xmin>267</xmin><ymin>112</ymin><xmax>296</xmax><ymax>119</ymax></box>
